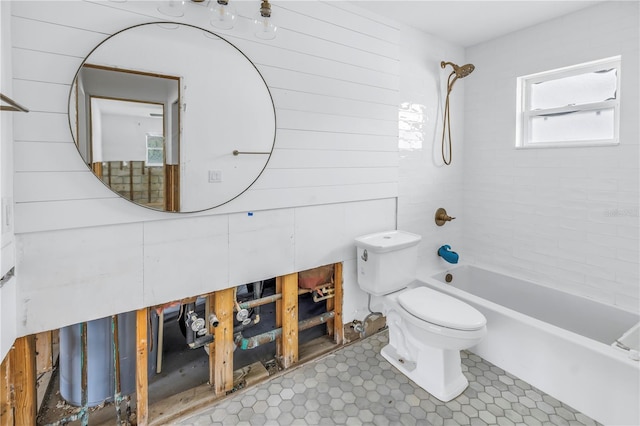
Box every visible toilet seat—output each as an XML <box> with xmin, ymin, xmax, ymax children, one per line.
<box><xmin>398</xmin><ymin>287</ymin><xmax>486</xmax><ymax>331</ymax></box>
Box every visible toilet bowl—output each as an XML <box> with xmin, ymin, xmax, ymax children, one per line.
<box><xmin>355</xmin><ymin>230</ymin><xmax>487</xmax><ymax>402</ymax></box>
<box><xmin>376</xmin><ymin>286</ymin><xmax>486</xmax><ymax>401</ymax></box>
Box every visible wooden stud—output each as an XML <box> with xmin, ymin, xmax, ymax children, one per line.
<box><xmin>213</xmin><ymin>288</ymin><xmax>234</xmax><ymax>396</ymax></box>
<box><xmin>11</xmin><ymin>336</ymin><xmax>37</xmax><ymax>426</ymax></box>
<box><xmin>325</xmin><ymin>265</ymin><xmax>336</xmax><ymax>338</ymax></box>
<box><xmin>129</xmin><ymin>162</ymin><xmax>134</xmax><ymax>201</ymax></box>
<box><xmin>1</xmin><ymin>349</ymin><xmax>14</xmax><ymax>426</ymax></box>
<box><xmin>333</xmin><ymin>263</ymin><xmax>344</xmax><ymax>345</ymax></box>
<box><xmin>279</xmin><ymin>273</ymin><xmax>299</xmax><ymax>369</ymax></box>
<box><xmin>136</xmin><ymin>308</ymin><xmax>149</xmax><ymax>426</ymax></box>
<box><xmin>35</xmin><ymin>330</ymin><xmax>59</xmax><ymax>412</ymax></box>
<box><xmin>206</xmin><ymin>293</ymin><xmax>215</xmax><ymax>388</ymax></box>
<box><xmin>165</xmin><ymin>164</ymin><xmax>180</xmax><ymax>212</ymax></box>
<box><xmin>34</xmin><ymin>331</ymin><xmax>53</xmax><ymax>374</ymax></box>
<box><xmin>91</xmin><ymin>162</ymin><xmax>103</xmax><ymax>178</ymax></box>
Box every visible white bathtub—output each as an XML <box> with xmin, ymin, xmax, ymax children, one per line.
<box><xmin>416</xmin><ymin>265</ymin><xmax>640</xmax><ymax>426</ymax></box>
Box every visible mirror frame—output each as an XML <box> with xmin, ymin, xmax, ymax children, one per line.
<box><xmin>68</xmin><ymin>22</ymin><xmax>277</xmax><ymax>213</ymax></box>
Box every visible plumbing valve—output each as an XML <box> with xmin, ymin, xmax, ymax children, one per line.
<box><xmin>236</xmin><ymin>308</ymin><xmax>250</xmax><ymax>323</ymax></box>
<box><xmin>186</xmin><ymin>312</ymin><xmax>206</xmax><ymax>335</ymax></box>
<box><xmin>435</xmin><ymin>208</ymin><xmax>456</xmax><ymax>226</ymax></box>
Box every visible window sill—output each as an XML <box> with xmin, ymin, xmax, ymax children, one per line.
<box><xmin>516</xmin><ymin>140</ymin><xmax>619</xmax><ymax>149</ymax></box>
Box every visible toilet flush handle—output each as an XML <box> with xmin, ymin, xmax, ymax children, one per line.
<box><xmin>361</xmin><ymin>249</ymin><xmax>368</xmax><ymax>261</ymax></box>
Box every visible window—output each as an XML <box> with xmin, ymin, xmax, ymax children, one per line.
<box><xmin>516</xmin><ymin>56</ymin><xmax>620</xmax><ymax>148</ymax></box>
<box><xmin>146</xmin><ymin>134</ymin><xmax>164</xmax><ymax>167</ymax></box>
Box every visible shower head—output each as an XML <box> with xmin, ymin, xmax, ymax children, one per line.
<box><xmin>440</xmin><ymin>61</ymin><xmax>475</xmax><ymax>166</ymax></box>
<box><xmin>441</xmin><ymin>61</ymin><xmax>475</xmax><ymax>79</ymax></box>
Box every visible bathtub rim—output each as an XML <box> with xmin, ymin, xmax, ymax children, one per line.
<box><xmin>414</xmin><ymin>263</ymin><xmax>640</xmax><ymax>367</ymax></box>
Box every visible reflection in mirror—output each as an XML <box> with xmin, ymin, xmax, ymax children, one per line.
<box><xmin>69</xmin><ymin>23</ymin><xmax>276</xmax><ymax>212</ymax></box>
<box><xmin>79</xmin><ymin>67</ymin><xmax>180</xmax><ymax>211</ymax></box>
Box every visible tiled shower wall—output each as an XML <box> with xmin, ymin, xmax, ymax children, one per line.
<box><xmin>396</xmin><ymin>25</ymin><xmax>466</xmax><ymax>272</ymax></box>
<box><xmin>462</xmin><ymin>1</ymin><xmax>639</xmax><ymax>312</ymax></box>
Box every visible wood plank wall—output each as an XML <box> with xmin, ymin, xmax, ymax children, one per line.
<box><xmin>10</xmin><ymin>1</ymin><xmax>400</xmax><ymax>335</ymax></box>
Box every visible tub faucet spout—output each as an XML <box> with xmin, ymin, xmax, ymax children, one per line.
<box><xmin>438</xmin><ymin>245</ymin><xmax>459</xmax><ymax>264</ymax></box>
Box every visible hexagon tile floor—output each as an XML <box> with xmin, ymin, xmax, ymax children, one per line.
<box><xmin>176</xmin><ymin>331</ymin><xmax>601</xmax><ymax>426</ymax></box>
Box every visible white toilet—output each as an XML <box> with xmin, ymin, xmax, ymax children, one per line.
<box><xmin>355</xmin><ymin>230</ymin><xmax>487</xmax><ymax>402</ymax></box>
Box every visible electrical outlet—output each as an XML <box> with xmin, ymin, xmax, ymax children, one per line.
<box><xmin>208</xmin><ymin>170</ymin><xmax>222</xmax><ymax>183</ymax></box>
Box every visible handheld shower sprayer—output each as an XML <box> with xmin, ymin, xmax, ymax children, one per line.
<box><xmin>440</xmin><ymin>61</ymin><xmax>475</xmax><ymax>165</ymax></box>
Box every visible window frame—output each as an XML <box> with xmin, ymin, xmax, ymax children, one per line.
<box><xmin>145</xmin><ymin>133</ymin><xmax>165</xmax><ymax>167</ymax></box>
<box><xmin>516</xmin><ymin>56</ymin><xmax>621</xmax><ymax>149</ymax></box>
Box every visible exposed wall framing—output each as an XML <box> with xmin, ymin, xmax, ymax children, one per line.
<box><xmin>1</xmin><ymin>336</ymin><xmax>36</xmax><ymax>426</ymax></box>
<box><xmin>1</xmin><ymin>263</ymin><xmax>345</xmax><ymax>425</ymax></box>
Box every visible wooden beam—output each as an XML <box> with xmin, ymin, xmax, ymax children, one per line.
<box><xmin>136</xmin><ymin>308</ymin><xmax>149</xmax><ymax>426</ymax></box>
<box><xmin>333</xmin><ymin>263</ymin><xmax>344</xmax><ymax>345</ymax></box>
<box><xmin>325</xmin><ymin>264</ymin><xmax>336</xmax><ymax>338</ymax></box>
<box><xmin>206</xmin><ymin>293</ymin><xmax>215</xmax><ymax>388</ymax></box>
<box><xmin>1</xmin><ymin>349</ymin><xmax>14</xmax><ymax>426</ymax></box>
<box><xmin>279</xmin><ymin>272</ymin><xmax>299</xmax><ymax>369</ymax></box>
<box><xmin>11</xmin><ymin>335</ymin><xmax>37</xmax><ymax>426</ymax></box>
<box><xmin>35</xmin><ymin>329</ymin><xmax>57</xmax><ymax>412</ymax></box>
<box><xmin>213</xmin><ymin>288</ymin><xmax>234</xmax><ymax>396</ymax></box>
<box><xmin>35</xmin><ymin>331</ymin><xmax>53</xmax><ymax>374</ymax></box>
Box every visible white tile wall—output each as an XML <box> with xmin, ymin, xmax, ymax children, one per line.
<box><xmin>463</xmin><ymin>1</ymin><xmax>640</xmax><ymax>312</ymax></box>
<box><xmin>396</xmin><ymin>24</ymin><xmax>466</xmax><ymax>272</ymax></box>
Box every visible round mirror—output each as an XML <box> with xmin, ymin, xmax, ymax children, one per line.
<box><xmin>69</xmin><ymin>23</ymin><xmax>276</xmax><ymax>212</ymax></box>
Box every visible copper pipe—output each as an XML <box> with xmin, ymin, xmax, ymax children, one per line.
<box><xmin>238</xmin><ymin>311</ymin><xmax>336</xmax><ymax>350</ymax></box>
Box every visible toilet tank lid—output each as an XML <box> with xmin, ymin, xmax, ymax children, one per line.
<box><xmin>355</xmin><ymin>230</ymin><xmax>422</xmax><ymax>253</ymax></box>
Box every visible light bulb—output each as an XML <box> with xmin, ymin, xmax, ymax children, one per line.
<box><xmin>157</xmin><ymin>0</ymin><xmax>185</xmax><ymax>17</ymax></box>
<box><xmin>254</xmin><ymin>0</ymin><xmax>277</xmax><ymax>40</ymax></box>
<box><xmin>210</xmin><ymin>0</ymin><xmax>236</xmax><ymax>30</ymax></box>
<box><xmin>254</xmin><ymin>17</ymin><xmax>277</xmax><ymax>40</ymax></box>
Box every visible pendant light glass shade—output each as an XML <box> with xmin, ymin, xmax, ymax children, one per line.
<box><xmin>254</xmin><ymin>0</ymin><xmax>277</xmax><ymax>40</ymax></box>
<box><xmin>157</xmin><ymin>0</ymin><xmax>186</xmax><ymax>17</ymax></box>
<box><xmin>210</xmin><ymin>0</ymin><xmax>236</xmax><ymax>30</ymax></box>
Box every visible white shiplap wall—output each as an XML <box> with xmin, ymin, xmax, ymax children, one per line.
<box><xmin>11</xmin><ymin>0</ymin><xmax>400</xmax><ymax>335</ymax></box>
<box><xmin>0</xmin><ymin>0</ymin><xmax>17</xmax><ymax>363</ymax></box>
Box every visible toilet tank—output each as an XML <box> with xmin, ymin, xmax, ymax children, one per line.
<box><xmin>355</xmin><ymin>230</ymin><xmax>422</xmax><ymax>296</ymax></box>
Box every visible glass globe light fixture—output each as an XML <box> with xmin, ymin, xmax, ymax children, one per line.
<box><xmin>254</xmin><ymin>0</ymin><xmax>277</xmax><ymax>40</ymax></box>
<box><xmin>210</xmin><ymin>0</ymin><xmax>236</xmax><ymax>30</ymax></box>
<box><xmin>157</xmin><ymin>0</ymin><xmax>186</xmax><ymax>17</ymax></box>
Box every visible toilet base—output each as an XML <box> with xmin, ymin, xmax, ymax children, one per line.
<box><xmin>380</xmin><ymin>344</ymin><xmax>469</xmax><ymax>402</ymax></box>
